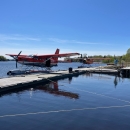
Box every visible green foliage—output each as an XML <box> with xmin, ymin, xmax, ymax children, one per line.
<box><xmin>91</xmin><ymin>55</ymin><xmax>103</xmax><ymax>58</ymax></box>
<box><xmin>127</xmin><ymin>48</ymin><xmax>130</xmax><ymax>54</ymax></box>
<box><xmin>122</xmin><ymin>49</ymin><xmax>130</xmax><ymax>62</ymax></box>
<box><xmin>0</xmin><ymin>55</ymin><xmax>7</xmax><ymax>61</ymax></box>
<box><xmin>125</xmin><ymin>53</ymin><xmax>130</xmax><ymax>62</ymax></box>
<box><xmin>103</xmin><ymin>58</ymin><xmax>113</xmax><ymax>63</ymax></box>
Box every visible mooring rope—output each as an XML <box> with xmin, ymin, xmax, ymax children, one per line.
<box><xmin>0</xmin><ymin>105</ymin><xmax>130</xmax><ymax>118</ymax></box>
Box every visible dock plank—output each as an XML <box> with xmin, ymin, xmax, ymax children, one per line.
<box><xmin>0</xmin><ymin>67</ymin><xmax>120</xmax><ymax>92</ymax></box>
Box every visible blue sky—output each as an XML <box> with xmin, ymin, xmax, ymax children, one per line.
<box><xmin>0</xmin><ymin>0</ymin><xmax>130</xmax><ymax>58</ymax></box>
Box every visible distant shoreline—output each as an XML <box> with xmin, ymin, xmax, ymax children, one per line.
<box><xmin>0</xmin><ymin>60</ymin><xmax>14</xmax><ymax>62</ymax></box>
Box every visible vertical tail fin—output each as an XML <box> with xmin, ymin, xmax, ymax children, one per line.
<box><xmin>55</xmin><ymin>48</ymin><xmax>59</xmax><ymax>54</ymax></box>
<box><xmin>53</xmin><ymin>48</ymin><xmax>60</xmax><ymax>62</ymax></box>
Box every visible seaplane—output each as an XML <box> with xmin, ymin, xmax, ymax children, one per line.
<box><xmin>78</xmin><ymin>54</ymin><xmax>94</xmax><ymax>68</ymax></box>
<box><xmin>78</xmin><ymin>54</ymin><xmax>112</xmax><ymax>68</ymax></box>
<box><xmin>6</xmin><ymin>49</ymin><xmax>80</xmax><ymax>75</ymax></box>
<box><xmin>78</xmin><ymin>58</ymin><xmax>94</xmax><ymax>68</ymax></box>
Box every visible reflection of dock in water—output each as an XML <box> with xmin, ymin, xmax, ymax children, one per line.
<box><xmin>0</xmin><ymin>82</ymin><xmax>79</xmax><ymax>99</ymax></box>
<box><xmin>36</xmin><ymin>82</ymin><xmax>79</xmax><ymax>99</ymax></box>
<box><xmin>0</xmin><ymin>77</ymin><xmax>79</xmax><ymax>99</ymax></box>
<box><xmin>84</xmin><ymin>73</ymin><xmax>125</xmax><ymax>88</ymax></box>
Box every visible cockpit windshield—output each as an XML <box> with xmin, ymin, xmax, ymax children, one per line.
<box><xmin>27</xmin><ymin>55</ymin><xmax>34</xmax><ymax>58</ymax></box>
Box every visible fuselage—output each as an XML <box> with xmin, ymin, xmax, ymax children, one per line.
<box><xmin>17</xmin><ymin>55</ymin><xmax>58</xmax><ymax>67</ymax></box>
<box><xmin>83</xmin><ymin>58</ymin><xmax>93</xmax><ymax>64</ymax></box>
<box><xmin>6</xmin><ymin>48</ymin><xmax>80</xmax><ymax>68</ymax></box>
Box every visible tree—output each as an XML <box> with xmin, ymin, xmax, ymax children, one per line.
<box><xmin>0</xmin><ymin>55</ymin><xmax>7</xmax><ymax>61</ymax></box>
<box><xmin>127</xmin><ymin>48</ymin><xmax>130</xmax><ymax>54</ymax></box>
<box><xmin>83</xmin><ymin>53</ymin><xmax>87</xmax><ymax>58</ymax></box>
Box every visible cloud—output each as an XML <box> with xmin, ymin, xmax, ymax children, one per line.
<box><xmin>80</xmin><ymin>50</ymin><xmax>125</xmax><ymax>56</ymax></box>
<box><xmin>48</xmin><ymin>38</ymin><xmax>111</xmax><ymax>45</ymax></box>
<box><xmin>48</xmin><ymin>38</ymin><xmax>69</xmax><ymax>43</ymax></box>
<box><xmin>0</xmin><ymin>34</ymin><xmax>41</xmax><ymax>42</ymax></box>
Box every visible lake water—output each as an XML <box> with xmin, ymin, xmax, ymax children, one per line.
<box><xmin>0</xmin><ymin>61</ymin><xmax>130</xmax><ymax>130</ymax></box>
<box><xmin>0</xmin><ymin>61</ymin><xmax>104</xmax><ymax>78</ymax></box>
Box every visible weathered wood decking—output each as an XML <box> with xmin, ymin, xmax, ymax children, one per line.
<box><xmin>0</xmin><ymin>67</ymin><xmax>120</xmax><ymax>93</ymax></box>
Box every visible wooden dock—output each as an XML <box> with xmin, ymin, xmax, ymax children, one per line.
<box><xmin>120</xmin><ymin>67</ymin><xmax>130</xmax><ymax>77</ymax></box>
<box><xmin>0</xmin><ymin>67</ymin><xmax>120</xmax><ymax>93</ymax></box>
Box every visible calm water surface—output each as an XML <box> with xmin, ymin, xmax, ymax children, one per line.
<box><xmin>0</xmin><ymin>61</ymin><xmax>82</xmax><ymax>77</ymax></box>
<box><xmin>0</xmin><ymin>62</ymin><xmax>130</xmax><ymax>130</ymax></box>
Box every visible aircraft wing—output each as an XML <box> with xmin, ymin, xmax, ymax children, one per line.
<box><xmin>6</xmin><ymin>54</ymin><xmax>27</xmax><ymax>58</ymax></box>
<box><xmin>37</xmin><ymin>53</ymin><xmax>80</xmax><ymax>58</ymax></box>
<box><xmin>6</xmin><ymin>52</ymin><xmax>80</xmax><ymax>58</ymax></box>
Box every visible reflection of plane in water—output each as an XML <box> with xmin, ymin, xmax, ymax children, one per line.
<box><xmin>35</xmin><ymin>81</ymin><xmax>79</xmax><ymax>99</ymax></box>
<box><xmin>0</xmin><ymin>78</ymin><xmax>79</xmax><ymax>99</ymax></box>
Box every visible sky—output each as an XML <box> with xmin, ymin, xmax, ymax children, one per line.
<box><xmin>0</xmin><ymin>0</ymin><xmax>130</xmax><ymax>58</ymax></box>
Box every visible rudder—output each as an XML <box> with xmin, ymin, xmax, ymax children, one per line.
<box><xmin>55</xmin><ymin>48</ymin><xmax>59</xmax><ymax>54</ymax></box>
<box><xmin>53</xmin><ymin>48</ymin><xmax>60</xmax><ymax>62</ymax></box>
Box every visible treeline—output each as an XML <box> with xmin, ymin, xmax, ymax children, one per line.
<box><xmin>0</xmin><ymin>48</ymin><xmax>130</xmax><ymax>63</ymax></box>
<box><xmin>88</xmin><ymin>48</ymin><xmax>130</xmax><ymax>63</ymax></box>
<box><xmin>121</xmin><ymin>53</ymin><xmax>130</xmax><ymax>62</ymax></box>
<box><xmin>0</xmin><ymin>55</ymin><xmax>8</xmax><ymax>61</ymax></box>
<box><xmin>88</xmin><ymin>55</ymin><xmax>114</xmax><ymax>63</ymax></box>
<box><xmin>64</xmin><ymin>55</ymin><xmax>115</xmax><ymax>63</ymax></box>
<box><xmin>64</xmin><ymin>48</ymin><xmax>130</xmax><ymax>63</ymax></box>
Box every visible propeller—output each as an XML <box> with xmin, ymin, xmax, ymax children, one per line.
<box><xmin>15</xmin><ymin>51</ymin><xmax>22</xmax><ymax>68</ymax></box>
<box><xmin>80</xmin><ymin>54</ymin><xmax>82</xmax><ymax>58</ymax></box>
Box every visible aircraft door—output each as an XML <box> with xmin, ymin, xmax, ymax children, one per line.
<box><xmin>45</xmin><ymin>58</ymin><xmax>51</xmax><ymax>67</ymax></box>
